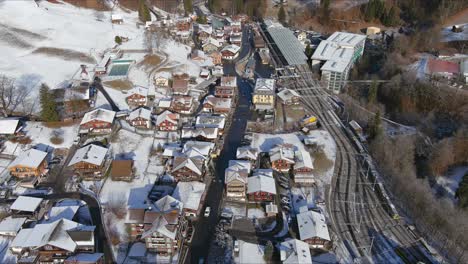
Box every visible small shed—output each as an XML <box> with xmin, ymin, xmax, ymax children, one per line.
<box><xmin>111</xmin><ymin>14</ymin><xmax>124</xmax><ymax>24</ymax></box>
<box><xmin>110</xmin><ymin>160</ymin><xmax>133</xmax><ymax>181</ymax></box>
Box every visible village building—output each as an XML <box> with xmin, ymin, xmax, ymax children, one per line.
<box><xmin>280</xmin><ymin>239</ymin><xmax>313</xmax><ymax>264</ymax></box>
<box><xmin>0</xmin><ymin>118</ymin><xmax>22</xmax><ymax>137</ymax></box>
<box><xmin>294</xmin><ymin>150</ymin><xmax>314</xmax><ymax>185</ymax></box>
<box><xmin>221</xmin><ymin>45</ymin><xmax>241</xmax><ymax>60</ymax></box>
<box><xmin>215</xmin><ymin>86</ymin><xmax>235</xmax><ymax>98</ymax></box>
<box><xmin>426</xmin><ymin>59</ymin><xmax>460</xmax><ymax>79</ymax></box>
<box><xmin>141</xmin><ymin>195</ymin><xmax>188</xmax><ymax>257</ymax></box>
<box><xmin>171</xmin><ymin>95</ymin><xmax>193</xmax><ymax>114</ymax></box>
<box><xmin>79</xmin><ymin>108</ymin><xmax>116</xmax><ymax>135</ymax></box>
<box><xmin>172</xmin><ymin>181</ymin><xmax>207</xmax><ymax>217</ymax></box>
<box><xmin>297</xmin><ymin>210</ymin><xmax>331</xmax><ymax>249</ymax></box>
<box><xmin>156</xmin><ymin>110</ymin><xmax>180</xmax><ymax>131</ymax></box>
<box><xmin>172</xmin><ymin>78</ymin><xmax>189</xmax><ymax>95</ymax></box>
<box><xmin>111</xmin><ymin>14</ymin><xmax>123</xmax><ymax>24</ymax></box>
<box><xmin>197</xmin><ymin>23</ymin><xmax>213</xmax><ymax>41</ymax></box>
<box><xmin>157</xmin><ymin>97</ymin><xmax>172</xmax><ymax>110</ymax></box>
<box><xmin>10</xmin><ymin>196</ymin><xmax>44</xmax><ymax>219</ymax></box>
<box><xmin>202</xmin><ymin>37</ymin><xmax>222</xmax><ymax>53</ymax></box>
<box><xmin>181</xmin><ymin>127</ymin><xmax>218</xmax><ymax>141</ymax></box>
<box><xmin>171</xmin><ymin>156</ymin><xmax>205</xmax><ymax>181</ymax></box>
<box><xmin>236</xmin><ymin>146</ymin><xmax>259</xmax><ymax>162</ymax></box>
<box><xmin>10</xmin><ymin>218</ymin><xmax>95</xmax><ymax>263</ymax></box>
<box><xmin>208</xmin><ymin>51</ymin><xmax>222</xmax><ymax>65</ymax></box>
<box><xmin>154</xmin><ymin>75</ymin><xmax>170</xmax><ymax>88</ymax></box>
<box><xmin>126</xmin><ymin>86</ymin><xmax>148</xmax><ymax>108</ymax></box>
<box><xmin>253</xmin><ymin>78</ymin><xmax>276</xmax><ymax>111</ymax></box>
<box><xmin>190</xmin><ymin>49</ymin><xmax>206</xmax><ymax>61</ymax></box>
<box><xmin>64</xmin><ymin>253</ymin><xmax>104</xmax><ymax>264</ymax></box>
<box><xmin>127</xmin><ymin>107</ymin><xmax>152</xmax><ymax>129</ymax></box>
<box><xmin>68</xmin><ymin>144</ymin><xmax>108</xmax><ymax>180</ymax></box>
<box><xmin>220</xmin><ymin>76</ymin><xmax>237</xmax><ymax>87</ymax></box>
<box><xmin>266</xmin><ymin>203</ymin><xmax>279</xmax><ymax>217</ymax></box>
<box><xmin>110</xmin><ymin>160</ymin><xmax>134</xmax><ymax>181</ymax></box>
<box><xmin>9</xmin><ymin>148</ymin><xmax>48</xmax><ymax>183</ymax></box>
<box><xmin>202</xmin><ymin>95</ymin><xmax>232</xmax><ymax>115</ymax></box>
<box><xmin>182</xmin><ymin>141</ymin><xmax>215</xmax><ymax>160</ymax></box>
<box><xmin>0</xmin><ymin>216</ymin><xmax>26</xmax><ymax>237</ymax></box>
<box><xmin>247</xmin><ymin>173</ymin><xmax>276</xmax><ymax>202</ymax></box>
<box><xmin>269</xmin><ymin>144</ymin><xmax>295</xmax><ymax>172</ymax></box>
<box><xmin>195</xmin><ymin>114</ymin><xmax>226</xmax><ymax>134</ymax></box>
<box><xmin>225</xmin><ymin>160</ymin><xmax>251</xmax><ymax>202</ymax></box>
<box><xmin>277</xmin><ymin>88</ymin><xmax>301</xmax><ymax>105</ymax></box>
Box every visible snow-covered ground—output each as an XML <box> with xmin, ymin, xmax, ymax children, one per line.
<box><xmin>435</xmin><ymin>166</ymin><xmax>468</xmax><ymax>202</ymax></box>
<box><xmin>247</xmin><ymin>207</ymin><xmax>265</xmax><ymax>219</ymax></box>
<box><xmin>0</xmin><ymin>236</ymin><xmax>17</xmax><ymax>263</ymax></box>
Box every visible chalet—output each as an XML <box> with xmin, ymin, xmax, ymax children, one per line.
<box><xmin>126</xmin><ymin>86</ymin><xmax>148</xmax><ymax>108</ymax></box>
<box><xmin>0</xmin><ymin>216</ymin><xmax>26</xmax><ymax>237</ymax></box>
<box><xmin>230</xmin><ymin>34</ymin><xmax>242</xmax><ymax>45</ymax></box>
<box><xmin>280</xmin><ymin>239</ymin><xmax>312</xmax><ymax>264</ymax></box>
<box><xmin>0</xmin><ymin>119</ymin><xmax>22</xmax><ymax>137</ymax></box>
<box><xmin>158</xmin><ymin>97</ymin><xmax>172</xmax><ymax>110</ymax></box>
<box><xmin>221</xmin><ymin>45</ymin><xmax>240</xmax><ymax>60</ymax></box>
<box><xmin>266</xmin><ymin>203</ymin><xmax>278</xmax><ymax>217</ymax></box>
<box><xmin>181</xmin><ymin>127</ymin><xmax>218</xmax><ymax>141</ymax></box>
<box><xmin>195</xmin><ymin>114</ymin><xmax>226</xmax><ymax>134</ymax></box>
<box><xmin>202</xmin><ymin>37</ymin><xmax>222</xmax><ymax>53</ymax></box>
<box><xmin>197</xmin><ymin>24</ymin><xmax>212</xmax><ymax>41</ymax></box>
<box><xmin>52</xmin><ymin>84</ymin><xmax>91</xmax><ymax>119</ymax></box>
<box><xmin>128</xmin><ymin>107</ymin><xmax>152</xmax><ymax>129</ymax></box>
<box><xmin>297</xmin><ymin>210</ymin><xmax>331</xmax><ymax>249</ymax></box>
<box><xmin>427</xmin><ymin>59</ymin><xmax>460</xmax><ymax>79</ymax></box>
<box><xmin>171</xmin><ymin>95</ymin><xmax>193</xmax><ymax>114</ymax></box>
<box><xmin>269</xmin><ymin>144</ymin><xmax>295</xmax><ymax>172</ymax></box>
<box><xmin>154</xmin><ymin>75</ymin><xmax>170</xmax><ymax>88</ymax></box>
<box><xmin>9</xmin><ymin>149</ymin><xmax>48</xmax><ymax>182</ymax></box>
<box><xmin>10</xmin><ymin>219</ymin><xmax>95</xmax><ymax>263</ymax></box>
<box><xmin>221</xmin><ymin>76</ymin><xmax>237</xmax><ymax>87</ymax></box>
<box><xmin>254</xmin><ymin>34</ymin><xmax>265</xmax><ymax>48</ymax></box>
<box><xmin>247</xmin><ymin>173</ymin><xmax>276</xmax><ymax>202</ymax></box>
<box><xmin>68</xmin><ymin>144</ymin><xmax>108</xmax><ymax>180</ymax></box>
<box><xmin>212</xmin><ymin>65</ymin><xmax>224</xmax><ymax>76</ymax></box>
<box><xmin>277</xmin><ymin>88</ymin><xmax>301</xmax><ymax>105</ymax></box>
<box><xmin>214</xmin><ymin>30</ymin><xmax>226</xmax><ymax>44</ymax></box>
<box><xmin>111</xmin><ymin>14</ymin><xmax>123</xmax><ymax>24</ymax></box>
<box><xmin>190</xmin><ymin>49</ymin><xmax>206</xmax><ymax>61</ymax></box>
<box><xmin>156</xmin><ymin>110</ymin><xmax>179</xmax><ymax>131</ymax></box>
<box><xmin>171</xmin><ymin>156</ymin><xmax>204</xmax><ymax>181</ymax></box>
<box><xmin>182</xmin><ymin>141</ymin><xmax>215</xmax><ymax>160</ymax></box>
<box><xmin>215</xmin><ymin>86</ymin><xmax>235</xmax><ymax>98</ymax></box>
<box><xmin>236</xmin><ymin>146</ymin><xmax>259</xmax><ymax>162</ymax></box>
<box><xmin>208</xmin><ymin>51</ymin><xmax>222</xmax><ymax>65</ymax></box>
<box><xmin>10</xmin><ymin>196</ymin><xmax>43</xmax><ymax>219</ymax></box>
<box><xmin>202</xmin><ymin>95</ymin><xmax>232</xmax><ymax>115</ymax></box>
<box><xmin>64</xmin><ymin>253</ymin><xmax>104</xmax><ymax>264</ymax></box>
<box><xmin>176</xmin><ymin>18</ymin><xmax>192</xmax><ymax>37</ymax></box>
<box><xmin>294</xmin><ymin>150</ymin><xmax>314</xmax><ymax>186</ymax></box>
<box><xmin>200</xmin><ymin>68</ymin><xmax>210</xmax><ymax>79</ymax></box>
<box><xmin>173</xmin><ymin>181</ymin><xmax>206</xmax><ymax>217</ymax></box>
<box><xmin>110</xmin><ymin>160</ymin><xmax>133</xmax><ymax>181</ymax></box>
<box><xmin>79</xmin><ymin>108</ymin><xmax>116</xmax><ymax>135</ymax></box>
<box><xmin>253</xmin><ymin>78</ymin><xmax>276</xmax><ymax>111</ymax></box>
<box><xmin>225</xmin><ymin>168</ymin><xmax>248</xmax><ymax>202</ymax></box>
<box><xmin>141</xmin><ymin>196</ymin><xmax>188</xmax><ymax>257</ymax></box>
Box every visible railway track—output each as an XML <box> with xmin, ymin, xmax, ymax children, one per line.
<box><xmin>292</xmin><ymin>66</ymin><xmax>435</xmax><ymax>264</ymax></box>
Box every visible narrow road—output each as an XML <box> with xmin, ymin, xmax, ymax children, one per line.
<box><xmin>94</xmin><ymin>77</ymin><xmax>120</xmax><ymax>112</ymax></box>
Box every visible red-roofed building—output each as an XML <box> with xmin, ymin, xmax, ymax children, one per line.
<box><xmin>427</xmin><ymin>59</ymin><xmax>460</xmax><ymax>78</ymax></box>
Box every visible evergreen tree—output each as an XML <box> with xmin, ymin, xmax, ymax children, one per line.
<box><xmin>368</xmin><ymin>110</ymin><xmax>383</xmax><ymax>140</ymax></box>
<box><xmin>368</xmin><ymin>80</ymin><xmax>378</xmax><ymax>105</ymax></box>
<box><xmin>456</xmin><ymin>172</ymin><xmax>468</xmax><ymax>208</ymax></box>
<box><xmin>319</xmin><ymin>0</ymin><xmax>331</xmax><ymax>25</ymax></box>
<box><xmin>114</xmin><ymin>36</ymin><xmax>122</xmax><ymax>45</ymax></box>
<box><xmin>386</xmin><ymin>6</ymin><xmax>398</xmax><ymax>26</ymax></box>
<box><xmin>184</xmin><ymin>0</ymin><xmax>193</xmax><ymax>14</ymax></box>
<box><xmin>278</xmin><ymin>5</ymin><xmax>286</xmax><ymax>24</ymax></box>
<box><xmin>39</xmin><ymin>84</ymin><xmax>59</xmax><ymax>122</ymax></box>
<box><xmin>305</xmin><ymin>43</ymin><xmax>314</xmax><ymax>61</ymax></box>
<box><xmin>235</xmin><ymin>0</ymin><xmax>244</xmax><ymax>14</ymax></box>
<box><xmin>138</xmin><ymin>0</ymin><xmax>151</xmax><ymax>22</ymax></box>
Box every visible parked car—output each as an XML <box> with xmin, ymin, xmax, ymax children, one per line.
<box><xmin>204</xmin><ymin>207</ymin><xmax>211</xmax><ymax>217</ymax></box>
<box><xmin>281</xmin><ymin>197</ymin><xmax>290</xmax><ymax>204</ymax></box>
<box><xmin>234</xmin><ymin>240</ymin><xmax>240</xmax><ymax>253</ymax></box>
<box><xmin>279</xmin><ymin>182</ymin><xmax>289</xmax><ymax>189</ymax></box>
<box><xmin>221</xmin><ymin>211</ymin><xmax>233</xmax><ymax>219</ymax></box>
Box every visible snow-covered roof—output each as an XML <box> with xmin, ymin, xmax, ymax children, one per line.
<box><xmin>294</xmin><ymin>150</ymin><xmax>314</xmax><ymax>170</ymax></box>
<box><xmin>254</xmin><ymin>78</ymin><xmax>275</xmax><ymax>93</ymax></box>
<box><xmin>270</xmin><ymin>144</ymin><xmax>295</xmax><ymax>163</ymax></box>
<box><xmin>236</xmin><ymin>146</ymin><xmax>259</xmax><ymax>160</ymax></box>
<box><xmin>68</xmin><ymin>144</ymin><xmax>108</xmax><ymax>167</ymax></box>
<box><xmin>221</xmin><ymin>44</ymin><xmax>241</xmax><ymax>54</ymax></box>
<box><xmin>277</xmin><ymin>88</ymin><xmax>300</xmax><ymax>102</ymax></box>
<box><xmin>183</xmin><ymin>141</ymin><xmax>215</xmax><ymax>157</ymax></box>
<box><xmin>203</xmin><ymin>37</ymin><xmax>221</xmax><ymax>48</ymax></box>
<box><xmin>0</xmin><ymin>119</ymin><xmax>20</xmax><ymax>135</ymax></box>
<box><xmin>127</xmin><ymin>86</ymin><xmax>149</xmax><ymax>98</ymax></box>
<box><xmin>11</xmin><ymin>219</ymin><xmax>91</xmax><ymax>252</ymax></box>
<box><xmin>220</xmin><ymin>76</ymin><xmax>237</xmax><ymax>87</ymax></box>
<box><xmin>182</xmin><ymin>127</ymin><xmax>218</xmax><ymax>140</ymax></box>
<box><xmin>225</xmin><ymin>169</ymin><xmax>248</xmax><ymax>184</ymax></box>
<box><xmin>142</xmin><ymin>195</ymin><xmax>183</xmax><ymax>240</ymax></box>
<box><xmin>128</xmin><ymin>107</ymin><xmax>152</xmax><ymax>121</ymax></box>
<box><xmin>228</xmin><ymin>160</ymin><xmax>252</xmax><ymax>173</ymax></box>
<box><xmin>239</xmin><ymin>241</ymin><xmax>266</xmax><ymax>264</ymax></box>
<box><xmin>80</xmin><ymin>108</ymin><xmax>116</xmax><ymax>125</ymax></box>
<box><xmin>297</xmin><ymin>210</ymin><xmax>330</xmax><ymax>241</ymax></box>
<box><xmin>280</xmin><ymin>239</ymin><xmax>312</xmax><ymax>264</ymax></box>
<box><xmin>45</xmin><ymin>205</ymin><xmax>80</xmax><ymax>223</ymax></box>
<box><xmin>195</xmin><ymin>114</ymin><xmax>226</xmax><ymax>129</ymax></box>
<box><xmin>65</xmin><ymin>253</ymin><xmax>104</xmax><ymax>263</ymax></box>
<box><xmin>172</xmin><ymin>156</ymin><xmax>204</xmax><ymax>175</ymax></box>
<box><xmin>173</xmin><ymin>181</ymin><xmax>206</xmax><ymax>211</ymax></box>
<box><xmin>247</xmin><ymin>175</ymin><xmax>276</xmax><ymax>195</ymax></box>
<box><xmin>204</xmin><ymin>95</ymin><xmax>232</xmax><ymax>109</ymax></box>
<box><xmin>252</xmin><ymin>169</ymin><xmax>274</xmax><ymax>178</ymax></box>
<box><xmin>0</xmin><ymin>216</ymin><xmax>26</xmax><ymax>235</ymax></box>
<box><xmin>156</xmin><ymin>110</ymin><xmax>179</xmax><ymax>126</ymax></box>
<box><xmin>9</xmin><ymin>148</ymin><xmax>47</xmax><ymax>169</ymax></box>
<box><xmin>111</xmin><ymin>14</ymin><xmax>123</xmax><ymax>21</ymax></box>
<box><xmin>198</xmin><ymin>23</ymin><xmax>213</xmax><ymax>34</ymax></box>
<box><xmin>158</xmin><ymin>97</ymin><xmax>172</xmax><ymax>108</ymax></box>
<box><xmin>11</xmin><ymin>196</ymin><xmax>43</xmax><ymax>212</ymax></box>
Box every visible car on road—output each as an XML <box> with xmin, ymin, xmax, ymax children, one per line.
<box><xmin>204</xmin><ymin>207</ymin><xmax>211</xmax><ymax>217</ymax></box>
<box><xmin>279</xmin><ymin>182</ymin><xmax>290</xmax><ymax>189</ymax></box>
<box><xmin>234</xmin><ymin>240</ymin><xmax>239</xmax><ymax>253</ymax></box>
<box><xmin>281</xmin><ymin>197</ymin><xmax>290</xmax><ymax>204</ymax></box>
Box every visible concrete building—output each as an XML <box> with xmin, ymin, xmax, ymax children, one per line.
<box><xmin>311</xmin><ymin>32</ymin><xmax>366</xmax><ymax>93</ymax></box>
<box><xmin>252</xmin><ymin>78</ymin><xmax>276</xmax><ymax>111</ymax></box>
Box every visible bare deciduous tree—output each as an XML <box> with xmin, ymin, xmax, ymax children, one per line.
<box><xmin>0</xmin><ymin>75</ymin><xmax>31</xmax><ymax>117</ymax></box>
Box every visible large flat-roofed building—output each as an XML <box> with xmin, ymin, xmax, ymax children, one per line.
<box><xmin>311</xmin><ymin>32</ymin><xmax>366</xmax><ymax>93</ymax></box>
<box><xmin>263</xmin><ymin>20</ymin><xmax>308</xmax><ymax>66</ymax></box>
